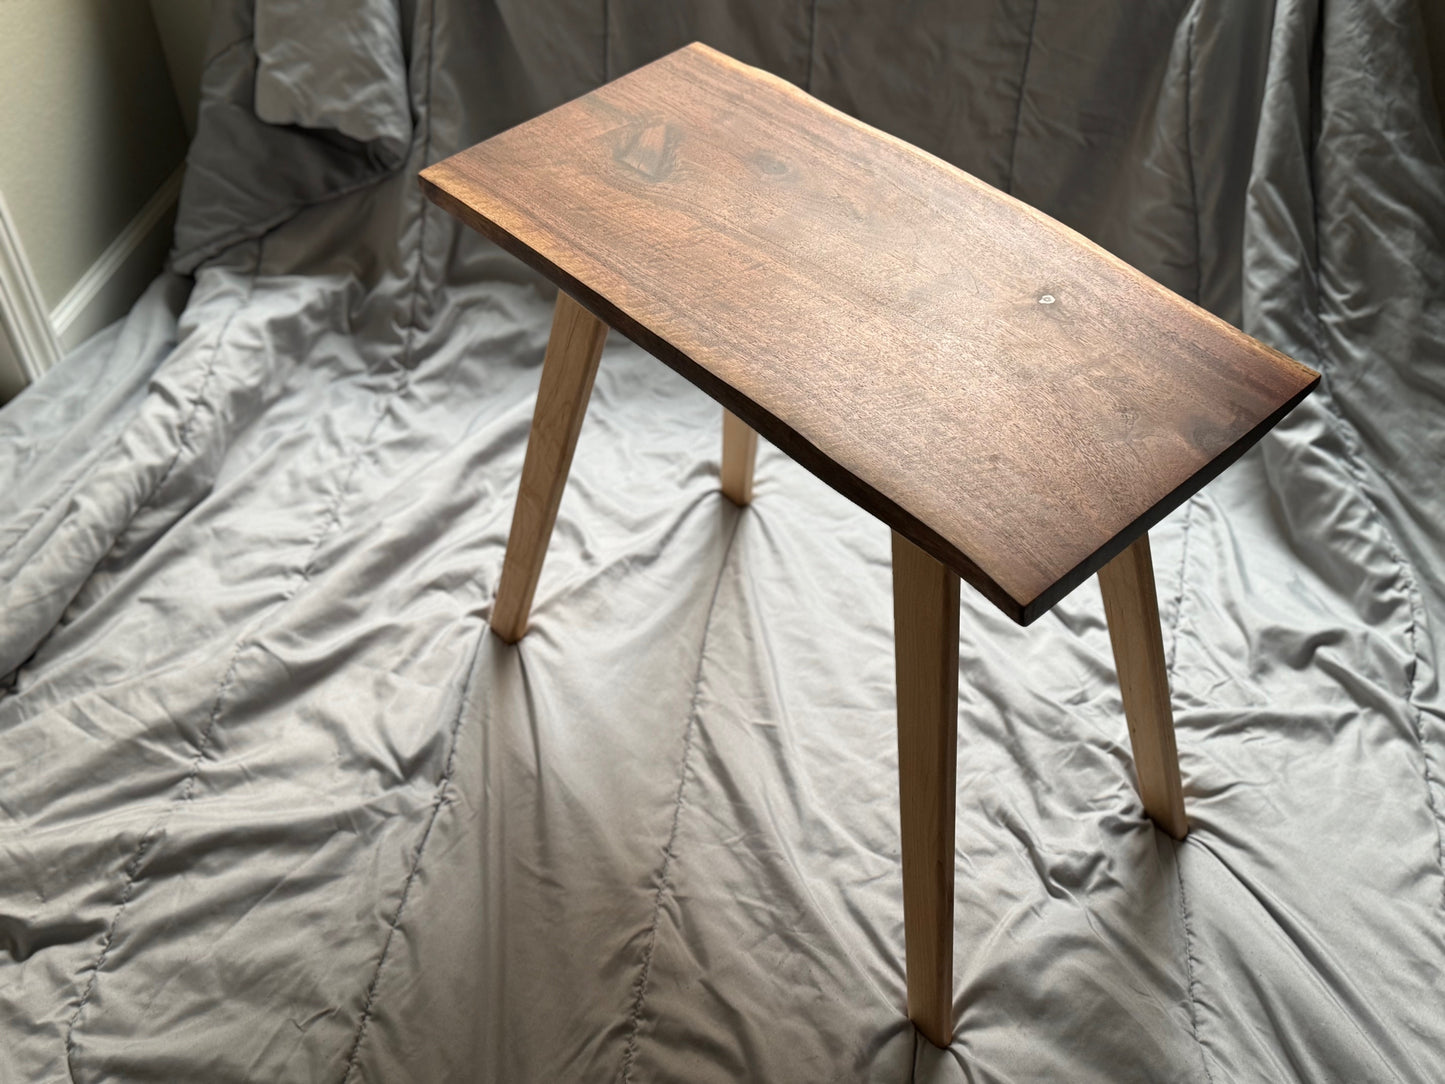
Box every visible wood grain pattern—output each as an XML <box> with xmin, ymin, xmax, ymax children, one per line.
<box><xmin>490</xmin><ymin>291</ymin><xmax>609</xmax><ymax>643</ymax></box>
<box><xmin>1097</xmin><ymin>535</ymin><xmax>1188</xmax><ymax>839</ymax></box>
<box><xmin>720</xmin><ymin>408</ymin><xmax>758</xmax><ymax>505</ymax></box>
<box><xmin>422</xmin><ymin>42</ymin><xmax>1319</xmax><ymax>625</ymax></box>
<box><xmin>892</xmin><ymin>531</ymin><xmax>960</xmax><ymax>1047</ymax></box>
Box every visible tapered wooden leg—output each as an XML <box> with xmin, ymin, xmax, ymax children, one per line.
<box><xmin>892</xmin><ymin>531</ymin><xmax>959</xmax><ymax>1048</ymax></box>
<box><xmin>490</xmin><ymin>291</ymin><xmax>609</xmax><ymax>643</ymax></box>
<box><xmin>1097</xmin><ymin>534</ymin><xmax>1189</xmax><ymax>839</ymax></box>
<box><xmin>720</xmin><ymin>409</ymin><xmax>758</xmax><ymax>505</ymax></box>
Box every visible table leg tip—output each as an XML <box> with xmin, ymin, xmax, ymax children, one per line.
<box><xmin>1149</xmin><ymin>809</ymin><xmax>1189</xmax><ymax>840</ymax></box>
<box><xmin>489</xmin><ymin>615</ymin><xmax>527</xmax><ymax>644</ymax></box>
<box><xmin>914</xmin><ymin>1019</ymin><xmax>953</xmax><ymax>1048</ymax></box>
<box><xmin>720</xmin><ymin>483</ymin><xmax>752</xmax><ymax>506</ymax></box>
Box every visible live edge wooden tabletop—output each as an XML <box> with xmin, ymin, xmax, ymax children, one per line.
<box><xmin>420</xmin><ymin>42</ymin><xmax>1318</xmax><ymax>625</ymax></box>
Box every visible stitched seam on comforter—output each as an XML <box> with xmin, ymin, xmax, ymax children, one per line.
<box><xmin>1170</xmin><ymin>493</ymin><xmax>1213</xmax><ymax>1084</ymax></box>
<box><xmin>1174</xmin><ymin>852</ymin><xmax>1216</xmax><ymax>1084</ymax></box>
<box><xmin>61</xmin><ymin>293</ymin><xmax>406</xmax><ymax>1078</ymax></box>
<box><xmin>336</xmin><ymin>4</ymin><xmax>441</xmax><ymax>1073</ymax></box>
<box><xmin>1304</xmin><ymin>251</ymin><xmax>1444</xmax><ymax>917</ymax></box>
<box><xmin>1289</xmin><ymin>0</ymin><xmax>1444</xmax><ymax>917</ymax></box>
<box><xmin>1005</xmin><ymin>0</ymin><xmax>1041</xmax><ymax>197</ymax></box>
<box><xmin>602</xmin><ymin>0</ymin><xmax>610</xmax><ymax>81</ymax></box>
<box><xmin>60</xmin><ymin>242</ymin><xmax>262</xmax><ymax>1080</ymax></box>
<box><xmin>0</xmin><ymin>245</ymin><xmax>262</xmax><ymax>698</ymax></box>
<box><xmin>618</xmin><ymin>513</ymin><xmax>744</xmax><ymax>1082</ymax></box>
<box><xmin>341</xmin><ymin>636</ymin><xmax>473</xmax><ymax>1084</ymax></box>
<box><xmin>805</xmin><ymin>0</ymin><xmax>818</xmax><ymax>92</ymax></box>
<box><xmin>62</xmin><ymin>2</ymin><xmax>441</xmax><ymax>1070</ymax></box>
<box><xmin>1171</xmin><ymin>8</ymin><xmax>1219</xmax><ymax>1081</ymax></box>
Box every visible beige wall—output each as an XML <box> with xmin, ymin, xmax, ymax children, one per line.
<box><xmin>0</xmin><ymin>0</ymin><xmax>188</xmax><ymax>310</ymax></box>
<box><xmin>1425</xmin><ymin>0</ymin><xmax>1445</xmax><ymax>132</ymax></box>
<box><xmin>149</xmin><ymin>0</ymin><xmax>212</xmax><ymax>138</ymax></box>
<box><xmin>0</xmin><ymin>317</ymin><xmax>24</xmax><ymax>402</ymax></box>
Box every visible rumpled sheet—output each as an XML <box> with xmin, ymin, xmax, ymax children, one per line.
<box><xmin>2</xmin><ymin>1</ymin><xmax>1442</xmax><ymax>1080</ymax></box>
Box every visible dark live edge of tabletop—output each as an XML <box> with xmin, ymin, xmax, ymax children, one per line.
<box><xmin>419</xmin><ymin>42</ymin><xmax>1320</xmax><ymax>626</ymax></box>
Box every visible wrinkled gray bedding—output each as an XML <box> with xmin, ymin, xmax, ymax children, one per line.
<box><xmin>2</xmin><ymin>1</ymin><xmax>1442</xmax><ymax>1081</ymax></box>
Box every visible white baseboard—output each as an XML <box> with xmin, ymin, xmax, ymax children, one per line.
<box><xmin>0</xmin><ymin>189</ymin><xmax>62</xmax><ymax>387</ymax></box>
<box><xmin>0</xmin><ymin>166</ymin><xmax>184</xmax><ymax>398</ymax></box>
<box><xmin>51</xmin><ymin>165</ymin><xmax>185</xmax><ymax>351</ymax></box>
<box><xmin>1</xmin><ymin>319</ymin><xmax>33</xmax><ymax>403</ymax></box>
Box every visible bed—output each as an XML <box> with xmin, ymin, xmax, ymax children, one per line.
<box><xmin>2</xmin><ymin>1</ymin><xmax>1442</xmax><ymax>1080</ymax></box>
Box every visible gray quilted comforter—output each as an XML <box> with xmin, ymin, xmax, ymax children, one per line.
<box><xmin>2</xmin><ymin>1</ymin><xmax>1442</xmax><ymax>1080</ymax></box>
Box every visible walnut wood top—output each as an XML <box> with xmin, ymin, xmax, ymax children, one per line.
<box><xmin>421</xmin><ymin>43</ymin><xmax>1318</xmax><ymax>625</ymax></box>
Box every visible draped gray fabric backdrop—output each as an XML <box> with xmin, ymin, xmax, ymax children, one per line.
<box><xmin>2</xmin><ymin>1</ymin><xmax>1442</xmax><ymax>1081</ymax></box>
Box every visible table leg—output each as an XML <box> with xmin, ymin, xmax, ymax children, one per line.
<box><xmin>892</xmin><ymin>531</ymin><xmax>959</xmax><ymax>1047</ymax></box>
<box><xmin>720</xmin><ymin>409</ymin><xmax>758</xmax><ymax>505</ymax></box>
<box><xmin>1097</xmin><ymin>534</ymin><xmax>1189</xmax><ymax>839</ymax></box>
<box><xmin>490</xmin><ymin>291</ymin><xmax>609</xmax><ymax>643</ymax></box>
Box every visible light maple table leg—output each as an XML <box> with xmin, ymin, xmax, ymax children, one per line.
<box><xmin>1097</xmin><ymin>534</ymin><xmax>1189</xmax><ymax>839</ymax></box>
<box><xmin>891</xmin><ymin>531</ymin><xmax>960</xmax><ymax>1048</ymax></box>
<box><xmin>490</xmin><ymin>291</ymin><xmax>609</xmax><ymax>643</ymax></box>
<box><xmin>720</xmin><ymin>408</ymin><xmax>758</xmax><ymax>505</ymax></box>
